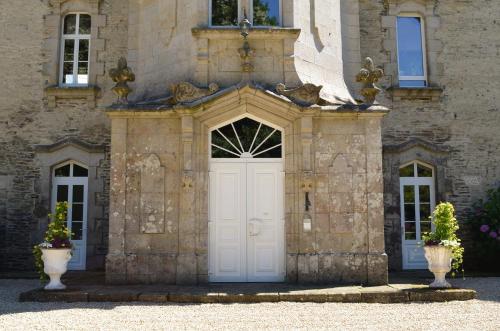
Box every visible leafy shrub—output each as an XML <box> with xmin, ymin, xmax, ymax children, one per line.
<box><xmin>33</xmin><ymin>202</ymin><xmax>72</xmax><ymax>281</ymax></box>
<box><xmin>422</xmin><ymin>202</ymin><xmax>464</xmax><ymax>275</ymax></box>
<box><xmin>466</xmin><ymin>186</ymin><xmax>500</xmax><ymax>270</ymax></box>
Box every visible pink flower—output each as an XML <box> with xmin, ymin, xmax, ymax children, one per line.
<box><xmin>480</xmin><ymin>224</ymin><xmax>490</xmax><ymax>233</ymax></box>
<box><xmin>489</xmin><ymin>231</ymin><xmax>498</xmax><ymax>239</ymax></box>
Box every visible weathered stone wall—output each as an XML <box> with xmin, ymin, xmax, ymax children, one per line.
<box><xmin>0</xmin><ymin>0</ymin><xmax>128</xmax><ymax>271</ymax></box>
<box><xmin>358</xmin><ymin>0</ymin><xmax>500</xmax><ymax>270</ymax></box>
<box><xmin>106</xmin><ymin>86</ymin><xmax>388</xmax><ymax>285</ymax></box>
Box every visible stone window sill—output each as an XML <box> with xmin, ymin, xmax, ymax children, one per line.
<box><xmin>192</xmin><ymin>27</ymin><xmax>301</xmax><ymax>40</ymax></box>
<box><xmin>45</xmin><ymin>86</ymin><xmax>100</xmax><ymax>109</ymax></box>
<box><xmin>386</xmin><ymin>87</ymin><xmax>443</xmax><ymax>102</ymax></box>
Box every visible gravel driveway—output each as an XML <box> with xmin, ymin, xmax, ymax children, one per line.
<box><xmin>0</xmin><ymin>278</ymin><xmax>498</xmax><ymax>330</ymax></box>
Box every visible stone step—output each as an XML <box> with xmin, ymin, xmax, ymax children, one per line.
<box><xmin>19</xmin><ymin>285</ymin><xmax>476</xmax><ymax>304</ymax></box>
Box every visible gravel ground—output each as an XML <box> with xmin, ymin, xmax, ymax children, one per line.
<box><xmin>0</xmin><ymin>278</ymin><xmax>499</xmax><ymax>331</ymax></box>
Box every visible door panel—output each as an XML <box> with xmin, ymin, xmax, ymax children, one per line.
<box><xmin>246</xmin><ymin>163</ymin><xmax>284</xmax><ymax>282</ymax></box>
<box><xmin>209</xmin><ymin>163</ymin><xmax>247</xmax><ymax>282</ymax></box>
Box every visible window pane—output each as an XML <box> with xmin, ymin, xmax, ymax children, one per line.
<box><xmin>403</xmin><ymin>185</ymin><xmax>415</xmax><ymax>203</ymax></box>
<box><xmin>72</xmin><ymin>222</ymin><xmax>83</xmax><ymax>240</ymax></box>
<box><xmin>78</xmin><ymin>40</ymin><xmax>89</xmax><ymax>61</ymax></box>
<box><xmin>421</xmin><ymin>221</ymin><xmax>432</xmax><ymax>234</ymax></box>
<box><xmin>64</xmin><ymin>14</ymin><xmax>77</xmax><ymax>34</ymax></box>
<box><xmin>404</xmin><ymin>204</ymin><xmax>415</xmax><ymax>222</ymax></box>
<box><xmin>79</xmin><ymin>14</ymin><xmax>91</xmax><ymax>34</ymax></box>
<box><xmin>420</xmin><ymin>203</ymin><xmax>431</xmax><ymax>222</ymax></box>
<box><xmin>417</xmin><ymin>164</ymin><xmax>433</xmax><ymax>177</ymax></box>
<box><xmin>212</xmin><ymin>0</ymin><xmax>238</xmax><ymax>26</ymax></box>
<box><xmin>405</xmin><ymin>222</ymin><xmax>416</xmax><ymax>233</ymax></box>
<box><xmin>55</xmin><ymin>164</ymin><xmax>70</xmax><ymax>177</ymax></box>
<box><xmin>397</xmin><ymin>17</ymin><xmax>425</xmax><ymax>78</ymax></box>
<box><xmin>56</xmin><ymin>185</ymin><xmax>68</xmax><ymax>203</ymax></box>
<box><xmin>63</xmin><ymin>62</ymin><xmax>74</xmax><ymax>84</ymax></box>
<box><xmin>73</xmin><ymin>164</ymin><xmax>88</xmax><ymax>177</ymax></box>
<box><xmin>399</xmin><ymin>80</ymin><xmax>426</xmax><ymax>87</ymax></box>
<box><xmin>253</xmin><ymin>0</ymin><xmax>280</xmax><ymax>26</ymax></box>
<box><xmin>419</xmin><ymin>186</ymin><xmax>430</xmax><ymax>203</ymax></box>
<box><xmin>72</xmin><ymin>203</ymin><xmax>83</xmax><ymax>222</ymax></box>
<box><xmin>64</xmin><ymin>40</ymin><xmax>75</xmax><ymax>61</ymax></box>
<box><xmin>77</xmin><ymin>62</ymin><xmax>88</xmax><ymax>85</ymax></box>
<box><xmin>73</xmin><ymin>185</ymin><xmax>84</xmax><ymax>203</ymax></box>
<box><xmin>252</xmin><ymin>131</ymin><xmax>282</xmax><ymax>158</ymax></box>
<box><xmin>405</xmin><ymin>231</ymin><xmax>416</xmax><ymax>240</ymax></box>
<box><xmin>232</xmin><ymin>117</ymin><xmax>260</xmax><ymax>152</ymax></box>
<box><xmin>399</xmin><ymin>164</ymin><xmax>414</xmax><ymax>177</ymax></box>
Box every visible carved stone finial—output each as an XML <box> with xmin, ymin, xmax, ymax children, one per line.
<box><xmin>275</xmin><ymin>83</ymin><xmax>323</xmax><ymax>106</ymax></box>
<box><xmin>168</xmin><ymin>82</ymin><xmax>219</xmax><ymax>105</ymax></box>
<box><xmin>356</xmin><ymin>57</ymin><xmax>384</xmax><ymax>104</ymax></box>
<box><xmin>109</xmin><ymin>57</ymin><xmax>135</xmax><ymax>104</ymax></box>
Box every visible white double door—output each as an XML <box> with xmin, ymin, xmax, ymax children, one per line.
<box><xmin>209</xmin><ymin>162</ymin><xmax>285</xmax><ymax>282</ymax></box>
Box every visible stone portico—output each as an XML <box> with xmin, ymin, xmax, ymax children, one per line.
<box><xmin>105</xmin><ymin>84</ymin><xmax>389</xmax><ymax>285</ymax></box>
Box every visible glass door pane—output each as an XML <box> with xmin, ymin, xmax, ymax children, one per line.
<box><xmin>71</xmin><ymin>185</ymin><xmax>84</xmax><ymax>240</ymax></box>
<box><xmin>418</xmin><ymin>185</ymin><xmax>432</xmax><ymax>239</ymax></box>
<box><xmin>403</xmin><ymin>185</ymin><xmax>416</xmax><ymax>240</ymax></box>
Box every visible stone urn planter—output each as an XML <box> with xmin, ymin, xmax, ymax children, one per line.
<box><xmin>41</xmin><ymin>248</ymin><xmax>72</xmax><ymax>290</ymax></box>
<box><xmin>424</xmin><ymin>245</ymin><xmax>453</xmax><ymax>288</ymax></box>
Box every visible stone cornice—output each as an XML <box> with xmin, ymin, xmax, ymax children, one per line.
<box><xmin>386</xmin><ymin>87</ymin><xmax>443</xmax><ymax>102</ymax></box>
<box><xmin>45</xmin><ymin>86</ymin><xmax>101</xmax><ymax>108</ymax></box>
<box><xmin>192</xmin><ymin>27</ymin><xmax>301</xmax><ymax>40</ymax></box>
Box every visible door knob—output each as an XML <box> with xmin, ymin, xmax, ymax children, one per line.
<box><xmin>248</xmin><ymin>219</ymin><xmax>262</xmax><ymax>236</ymax></box>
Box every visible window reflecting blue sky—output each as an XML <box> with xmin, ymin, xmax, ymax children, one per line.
<box><xmin>397</xmin><ymin>17</ymin><xmax>424</xmax><ymax>77</ymax></box>
<box><xmin>253</xmin><ymin>0</ymin><xmax>280</xmax><ymax>26</ymax></box>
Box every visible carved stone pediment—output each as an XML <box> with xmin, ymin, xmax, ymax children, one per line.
<box><xmin>168</xmin><ymin>82</ymin><xmax>219</xmax><ymax>105</ymax></box>
<box><xmin>275</xmin><ymin>83</ymin><xmax>323</xmax><ymax>106</ymax></box>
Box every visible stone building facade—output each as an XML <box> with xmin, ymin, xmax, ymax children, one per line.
<box><xmin>0</xmin><ymin>0</ymin><xmax>498</xmax><ymax>282</ymax></box>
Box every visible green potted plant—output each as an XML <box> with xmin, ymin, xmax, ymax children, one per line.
<box><xmin>33</xmin><ymin>201</ymin><xmax>73</xmax><ymax>290</ymax></box>
<box><xmin>422</xmin><ymin>202</ymin><xmax>464</xmax><ymax>288</ymax></box>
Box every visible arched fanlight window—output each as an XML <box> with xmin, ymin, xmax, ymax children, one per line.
<box><xmin>211</xmin><ymin>117</ymin><xmax>282</xmax><ymax>158</ymax></box>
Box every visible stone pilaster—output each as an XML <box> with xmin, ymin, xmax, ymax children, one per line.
<box><xmin>106</xmin><ymin>118</ymin><xmax>128</xmax><ymax>284</ymax></box>
<box><xmin>177</xmin><ymin>113</ymin><xmax>197</xmax><ymax>284</ymax></box>
<box><xmin>365</xmin><ymin>117</ymin><xmax>388</xmax><ymax>285</ymax></box>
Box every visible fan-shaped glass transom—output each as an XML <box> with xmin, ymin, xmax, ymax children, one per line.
<box><xmin>211</xmin><ymin>117</ymin><xmax>282</xmax><ymax>158</ymax></box>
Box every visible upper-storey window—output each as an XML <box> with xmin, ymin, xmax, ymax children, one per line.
<box><xmin>210</xmin><ymin>0</ymin><xmax>281</xmax><ymax>27</ymax></box>
<box><xmin>396</xmin><ymin>15</ymin><xmax>427</xmax><ymax>87</ymax></box>
<box><xmin>60</xmin><ymin>13</ymin><xmax>91</xmax><ymax>86</ymax></box>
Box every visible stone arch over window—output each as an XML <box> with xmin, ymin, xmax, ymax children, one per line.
<box><xmin>34</xmin><ymin>138</ymin><xmax>106</xmax><ymax>269</ymax></box>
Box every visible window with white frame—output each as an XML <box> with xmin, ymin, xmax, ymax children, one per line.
<box><xmin>210</xmin><ymin>0</ymin><xmax>281</xmax><ymax>27</ymax></box>
<box><xmin>396</xmin><ymin>15</ymin><xmax>427</xmax><ymax>87</ymax></box>
<box><xmin>60</xmin><ymin>13</ymin><xmax>91</xmax><ymax>86</ymax></box>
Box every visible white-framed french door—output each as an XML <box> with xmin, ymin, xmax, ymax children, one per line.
<box><xmin>51</xmin><ymin>162</ymin><xmax>88</xmax><ymax>270</ymax></box>
<box><xmin>208</xmin><ymin>115</ymin><xmax>285</xmax><ymax>282</ymax></box>
<box><xmin>400</xmin><ymin>161</ymin><xmax>436</xmax><ymax>269</ymax></box>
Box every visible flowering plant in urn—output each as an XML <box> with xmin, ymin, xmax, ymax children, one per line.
<box><xmin>33</xmin><ymin>202</ymin><xmax>73</xmax><ymax>290</ymax></box>
<box><xmin>422</xmin><ymin>202</ymin><xmax>464</xmax><ymax>288</ymax></box>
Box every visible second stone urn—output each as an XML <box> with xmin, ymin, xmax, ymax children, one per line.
<box><xmin>41</xmin><ymin>248</ymin><xmax>72</xmax><ymax>290</ymax></box>
<box><xmin>424</xmin><ymin>245</ymin><xmax>453</xmax><ymax>288</ymax></box>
